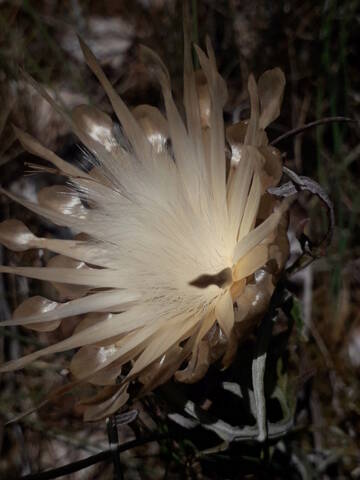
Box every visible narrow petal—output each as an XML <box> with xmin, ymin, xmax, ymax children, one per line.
<box><xmin>141</xmin><ymin>45</ymin><xmax>202</xmax><ymax>205</ymax></box>
<box><xmin>128</xmin><ymin>314</ymin><xmax>200</xmax><ymax>378</ymax></box>
<box><xmin>83</xmin><ymin>385</ymin><xmax>129</xmax><ymax>422</ymax></box>
<box><xmin>0</xmin><ymin>309</ymin><xmax>159</xmax><ymax>373</ymax></box>
<box><xmin>244</xmin><ymin>74</ymin><xmax>260</xmax><ymax>146</ymax></box>
<box><xmin>183</xmin><ymin>5</ymin><xmax>208</xmax><ymax>188</ymax></box>
<box><xmin>258</xmin><ymin>68</ymin><xmax>286</xmax><ymax>129</ymax></box>
<box><xmin>233</xmin><ymin>199</ymin><xmax>290</xmax><ymax>263</ymax></box>
<box><xmin>0</xmin><ymin>265</ymin><xmax>123</xmax><ymax>288</ymax></box>
<box><xmin>1</xmin><ymin>290</ymin><xmax>138</xmax><ymax>327</ymax></box>
<box><xmin>238</xmin><ymin>172</ymin><xmax>262</xmax><ymax>240</ymax></box>
<box><xmin>227</xmin><ymin>147</ymin><xmax>254</xmax><ymax>242</ymax></box>
<box><xmin>78</xmin><ymin>37</ymin><xmax>152</xmax><ymax>163</ymax></box>
<box><xmin>215</xmin><ymin>291</ymin><xmax>234</xmax><ymax>338</ymax></box>
<box><xmin>195</xmin><ymin>44</ymin><xmax>227</xmax><ymax>220</ymax></box>
<box><xmin>233</xmin><ymin>245</ymin><xmax>269</xmax><ymax>281</ymax></box>
<box><xmin>13</xmin><ymin>126</ymin><xmax>88</xmax><ymax>179</ymax></box>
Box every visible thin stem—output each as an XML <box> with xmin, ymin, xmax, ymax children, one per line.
<box><xmin>21</xmin><ymin>434</ymin><xmax>166</xmax><ymax>480</ymax></box>
<box><xmin>270</xmin><ymin>116</ymin><xmax>356</xmax><ymax>146</ymax></box>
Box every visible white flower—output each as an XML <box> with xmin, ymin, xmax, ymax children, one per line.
<box><xmin>0</xmin><ymin>34</ymin><xmax>289</xmax><ymax>420</ymax></box>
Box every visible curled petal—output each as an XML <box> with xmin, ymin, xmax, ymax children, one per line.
<box><xmin>233</xmin><ymin>244</ymin><xmax>269</xmax><ymax>281</ymax></box>
<box><xmin>82</xmin><ymin>384</ymin><xmax>129</xmax><ymax>422</ymax></box>
<box><xmin>132</xmin><ymin>105</ymin><xmax>169</xmax><ymax>154</ymax></box>
<box><xmin>70</xmin><ymin>344</ymin><xmax>122</xmax><ymax>383</ymax></box>
<box><xmin>226</xmin><ymin>122</ymin><xmax>248</xmax><ymax>168</ymax></box>
<box><xmin>38</xmin><ymin>186</ymin><xmax>87</xmax><ymax>218</ymax></box>
<box><xmin>74</xmin><ymin>312</ymin><xmax>128</xmax><ymax>347</ymax></box>
<box><xmin>0</xmin><ymin>219</ymin><xmax>36</xmax><ymax>252</ymax></box>
<box><xmin>234</xmin><ymin>269</ymin><xmax>275</xmax><ymax>335</ymax></box>
<box><xmin>174</xmin><ymin>310</ymin><xmax>216</xmax><ymax>383</ymax></box>
<box><xmin>139</xmin><ymin>344</ymin><xmax>185</xmax><ymax>393</ymax></box>
<box><xmin>128</xmin><ymin>314</ymin><xmax>200</xmax><ymax>379</ymax></box>
<box><xmin>195</xmin><ymin>70</ymin><xmax>211</xmax><ymax>128</ymax></box>
<box><xmin>175</xmin><ymin>338</ymin><xmax>210</xmax><ymax>383</ymax></box>
<box><xmin>13</xmin><ymin>126</ymin><xmax>88</xmax><ymax>179</ymax></box>
<box><xmin>258</xmin><ymin>146</ymin><xmax>283</xmax><ymax>189</ymax></box>
<box><xmin>46</xmin><ymin>255</ymin><xmax>90</xmax><ymax>299</ymax></box>
<box><xmin>13</xmin><ymin>296</ymin><xmax>60</xmax><ymax>332</ymax></box>
<box><xmin>72</xmin><ymin>105</ymin><xmax>117</xmax><ymax>152</ymax></box>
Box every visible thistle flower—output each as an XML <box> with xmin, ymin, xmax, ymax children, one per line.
<box><xmin>0</xmin><ymin>33</ymin><xmax>290</xmax><ymax>420</ymax></box>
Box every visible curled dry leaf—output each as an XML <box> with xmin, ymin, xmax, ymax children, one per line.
<box><xmin>268</xmin><ymin>166</ymin><xmax>334</xmax><ymax>269</ymax></box>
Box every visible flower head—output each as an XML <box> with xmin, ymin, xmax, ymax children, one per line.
<box><xmin>0</xmin><ymin>33</ymin><xmax>289</xmax><ymax>420</ymax></box>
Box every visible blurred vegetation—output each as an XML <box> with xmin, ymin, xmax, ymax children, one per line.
<box><xmin>0</xmin><ymin>0</ymin><xmax>359</xmax><ymax>478</ymax></box>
